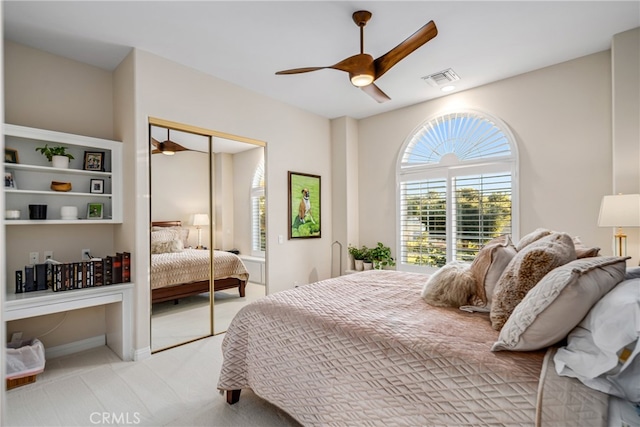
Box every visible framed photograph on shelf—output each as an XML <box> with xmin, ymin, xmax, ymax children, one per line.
<box><xmin>83</xmin><ymin>151</ymin><xmax>105</xmax><ymax>171</ymax></box>
<box><xmin>5</xmin><ymin>148</ymin><xmax>19</xmax><ymax>164</ymax></box>
<box><xmin>87</xmin><ymin>203</ymin><xmax>104</xmax><ymax>219</ymax></box>
<box><xmin>288</xmin><ymin>171</ymin><xmax>321</xmax><ymax>239</ymax></box>
<box><xmin>4</xmin><ymin>172</ymin><xmax>17</xmax><ymax>189</ymax></box>
<box><xmin>90</xmin><ymin>179</ymin><xmax>104</xmax><ymax>194</ymax></box>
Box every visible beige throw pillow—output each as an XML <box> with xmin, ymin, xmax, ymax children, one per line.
<box><xmin>421</xmin><ymin>262</ymin><xmax>477</xmax><ymax>308</ymax></box>
<box><xmin>572</xmin><ymin>236</ymin><xmax>600</xmax><ymax>259</ymax></box>
<box><xmin>515</xmin><ymin>228</ymin><xmax>553</xmax><ymax>252</ymax></box>
<box><xmin>150</xmin><ymin>239</ymin><xmax>184</xmax><ymax>254</ymax></box>
<box><xmin>469</xmin><ymin>235</ymin><xmax>517</xmax><ymax>307</ymax></box>
<box><xmin>151</xmin><ymin>228</ymin><xmax>179</xmax><ymax>244</ymax></box>
<box><xmin>151</xmin><ymin>226</ymin><xmax>189</xmax><ymax>247</ymax></box>
<box><xmin>492</xmin><ymin>256</ymin><xmax>628</xmax><ymax>351</ymax></box>
<box><xmin>490</xmin><ymin>232</ymin><xmax>577</xmax><ymax>330</ymax></box>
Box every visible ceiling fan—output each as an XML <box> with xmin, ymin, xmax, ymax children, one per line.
<box><xmin>151</xmin><ymin>129</ymin><xmax>188</xmax><ymax>155</ymax></box>
<box><xmin>275</xmin><ymin>10</ymin><xmax>438</xmax><ymax>103</ymax></box>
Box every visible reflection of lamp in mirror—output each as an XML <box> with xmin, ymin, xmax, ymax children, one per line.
<box><xmin>598</xmin><ymin>193</ymin><xmax>640</xmax><ymax>256</ymax></box>
<box><xmin>193</xmin><ymin>213</ymin><xmax>209</xmax><ymax>249</ymax></box>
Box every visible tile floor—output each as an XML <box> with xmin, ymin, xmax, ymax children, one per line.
<box><xmin>5</xmin><ymin>334</ymin><xmax>300</xmax><ymax>427</ymax></box>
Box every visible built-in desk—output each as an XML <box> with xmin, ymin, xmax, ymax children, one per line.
<box><xmin>4</xmin><ymin>283</ymin><xmax>134</xmax><ymax>361</ymax></box>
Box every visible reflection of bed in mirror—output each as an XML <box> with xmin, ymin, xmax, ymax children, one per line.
<box><xmin>151</xmin><ymin>221</ymin><xmax>249</xmax><ymax>304</ymax></box>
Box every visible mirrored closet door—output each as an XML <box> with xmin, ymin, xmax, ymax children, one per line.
<box><xmin>149</xmin><ymin>119</ymin><xmax>266</xmax><ymax>352</ymax></box>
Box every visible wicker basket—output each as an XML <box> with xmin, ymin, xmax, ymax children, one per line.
<box><xmin>6</xmin><ymin>374</ymin><xmax>37</xmax><ymax>390</ymax></box>
<box><xmin>50</xmin><ymin>181</ymin><xmax>72</xmax><ymax>192</ymax></box>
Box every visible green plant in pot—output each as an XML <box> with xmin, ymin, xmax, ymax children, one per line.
<box><xmin>348</xmin><ymin>245</ymin><xmax>368</xmax><ymax>271</ymax></box>
<box><xmin>35</xmin><ymin>144</ymin><xmax>74</xmax><ymax>168</ymax></box>
<box><xmin>369</xmin><ymin>242</ymin><xmax>396</xmax><ymax>270</ymax></box>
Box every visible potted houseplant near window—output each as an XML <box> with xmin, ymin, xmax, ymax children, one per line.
<box><xmin>35</xmin><ymin>144</ymin><xmax>74</xmax><ymax>169</ymax></box>
<box><xmin>369</xmin><ymin>242</ymin><xmax>396</xmax><ymax>270</ymax></box>
<box><xmin>348</xmin><ymin>245</ymin><xmax>368</xmax><ymax>271</ymax></box>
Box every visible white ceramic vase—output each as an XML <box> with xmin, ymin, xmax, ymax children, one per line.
<box><xmin>355</xmin><ymin>260</ymin><xmax>364</xmax><ymax>271</ymax></box>
<box><xmin>52</xmin><ymin>155</ymin><xmax>69</xmax><ymax>169</ymax></box>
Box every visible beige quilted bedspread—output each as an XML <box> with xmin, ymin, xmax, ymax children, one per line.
<box><xmin>151</xmin><ymin>249</ymin><xmax>249</xmax><ymax>289</ymax></box>
<box><xmin>219</xmin><ymin>270</ymin><xmax>608</xmax><ymax>426</ymax></box>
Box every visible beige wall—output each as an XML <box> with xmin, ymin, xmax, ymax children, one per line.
<box><xmin>612</xmin><ymin>27</ymin><xmax>640</xmax><ymax>259</ymax></box>
<box><xmin>151</xmin><ymin>151</ymin><xmax>210</xmax><ymax>247</ymax></box>
<box><xmin>3</xmin><ymin>41</ymin><xmax>117</xmax><ymax>348</ymax></box>
<box><xmin>356</xmin><ymin>50</ymin><xmax>619</xmax><ymax>262</ymax></box>
<box><xmin>119</xmin><ymin>49</ymin><xmax>332</xmax><ymax>354</ymax></box>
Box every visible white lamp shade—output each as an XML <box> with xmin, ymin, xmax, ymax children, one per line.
<box><xmin>598</xmin><ymin>194</ymin><xmax>640</xmax><ymax>227</ymax></box>
<box><xmin>192</xmin><ymin>213</ymin><xmax>210</xmax><ymax>227</ymax></box>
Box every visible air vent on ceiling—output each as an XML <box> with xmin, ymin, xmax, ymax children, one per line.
<box><xmin>422</xmin><ymin>68</ymin><xmax>460</xmax><ymax>87</ymax></box>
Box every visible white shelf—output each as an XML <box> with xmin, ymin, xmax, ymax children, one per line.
<box><xmin>6</xmin><ymin>219</ymin><xmax>117</xmax><ymax>225</ymax></box>
<box><xmin>6</xmin><ymin>189</ymin><xmax>112</xmax><ymax>198</ymax></box>
<box><xmin>4</xmin><ymin>162</ymin><xmax>112</xmax><ymax>177</ymax></box>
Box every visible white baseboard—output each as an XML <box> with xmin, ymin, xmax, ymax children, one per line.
<box><xmin>45</xmin><ymin>335</ymin><xmax>106</xmax><ymax>359</ymax></box>
<box><xmin>133</xmin><ymin>346</ymin><xmax>151</xmax><ymax>361</ymax></box>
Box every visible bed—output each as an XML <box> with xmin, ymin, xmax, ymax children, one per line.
<box><xmin>218</xmin><ymin>231</ymin><xmax>639</xmax><ymax>426</ymax></box>
<box><xmin>151</xmin><ymin>221</ymin><xmax>249</xmax><ymax>304</ymax></box>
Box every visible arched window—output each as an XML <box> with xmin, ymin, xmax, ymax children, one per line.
<box><xmin>251</xmin><ymin>160</ymin><xmax>266</xmax><ymax>257</ymax></box>
<box><xmin>397</xmin><ymin>110</ymin><xmax>518</xmax><ymax>272</ymax></box>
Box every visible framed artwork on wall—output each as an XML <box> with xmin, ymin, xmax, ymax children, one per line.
<box><xmin>288</xmin><ymin>171</ymin><xmax>321</xmax><ymax>239</ymax></box>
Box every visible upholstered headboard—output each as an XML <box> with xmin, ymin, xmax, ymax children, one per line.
<box><xmin>151</xmin><ymin>220</ymin><xmax>182</xmax><ymax>228</ymax></box>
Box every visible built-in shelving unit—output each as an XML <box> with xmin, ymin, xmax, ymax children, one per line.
<box><xmin>4</xmin><ymin>123</ymin><xmax>123</xmax><ymax>224</ymax></box>
<box><xmin>3</xmin><ymin>124</ymin><xmax>132</xmax><ymax>361</ymax></box>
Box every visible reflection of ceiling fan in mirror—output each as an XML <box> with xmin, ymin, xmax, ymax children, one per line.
<box><xmin>151</xmin><ymin>129</ymin><xmax>188</xmax><ymax>155</ymax></box>
<box><xmin>276</xmin><ymin>10</ymin><xmax>438</xmax><ymax>103</ymax></box>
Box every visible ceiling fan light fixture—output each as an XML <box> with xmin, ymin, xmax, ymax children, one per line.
<box><xmin>350</xmin><ymin>73</ymin><xmax>374</xmax><ymax>87</ymax></box>
<box><xmin>159</xmin><ymin>142</ymin><xmax>175</xmax><ymax>156</ymax></box>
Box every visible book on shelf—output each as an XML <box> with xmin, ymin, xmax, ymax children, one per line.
<box><xmin>14</xmin><ymin>252</ymin><xmax>132</xmax><ymax>294</ymax></box>
<box><xmin>24</xmin><ymin>266</ymin><xmax>36</xmax><ymax>292</ymax></box>
<box><xmin>104</xmin><ymin>256</ymin><xmax>113</xmax><ymax>286</ymax></box>
<box><xmin>35</xmin><ymin>263</ymin><xmax>48</xmax><ymax>291</ymax></box>
<box><xmin>122</xmin><ymin>252</ymin><xmax>131</xmax><ymax>283</ymax></box>
<box><xmin>113</xmin><ymin>253</ymin><xmax>123</xmax><ymax>284</ymax></box>
<box><xmin>15</xmin><ymin>270</ymin><xmax>23</xmax><ymax>293</ymax></box>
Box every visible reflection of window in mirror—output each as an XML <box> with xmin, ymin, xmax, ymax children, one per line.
<box><xmin>251</xmin><ymin>159</ymin><xmax>265</xmax><ymax>257</ymax></box>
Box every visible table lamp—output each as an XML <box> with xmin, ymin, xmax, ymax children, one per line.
<box><xmin>598</xmin><ymin>193</ymin><xmax>640</xmax><ymax>256</ymax></box>
<box><xmin>193</xmin><ymin>213</ymin><xmax>210</xmax><ymax>249</ymax></box>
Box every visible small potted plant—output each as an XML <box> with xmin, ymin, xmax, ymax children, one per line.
<box><xmin>35</xmin><ymin>144</ymin><xmax>74</xmax><ymax>168</ymax></box>
<box><xmin>348</xmin><ymin>245</ymin><xmax>367</xmax><ymax>271</ymax></box>
<box><xmin>369</xmin><ymin>242</ymin><xmax>396</xmax><ymax>270</ymax></box>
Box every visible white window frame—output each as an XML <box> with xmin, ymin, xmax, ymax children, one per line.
<box><xmin>251</xmin><ymin>160</ymin><xmax>266</xmax><ymax>258</ymax></box>
<box><xmin>396</xmin><ymin>109</ymin><xmax>519</xmax><ymax>274</ymax></box>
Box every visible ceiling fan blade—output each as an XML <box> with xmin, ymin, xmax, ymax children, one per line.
<box><xmin>360</xmin><ymin>83</ymin><xmax>391</xmax><ymax>103</ymax></box>
<box><xmin>151</xmin><ymin>137</ymin><xmax>188</xmax><ymax>153</ymax></box>
<box><xmin>373</xmin><ymin>20</ymin><xmax>438</xmax><ymax>80</ymax></box>
<box><xmin>276</xmin><ymin>66</ymin><xmax>328</xmax><ymax>75</ymax></box>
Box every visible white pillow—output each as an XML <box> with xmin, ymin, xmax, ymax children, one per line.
<box><xmin>151</xmin><ymin>228</ymin><xmax>179</xmax><ymax>244</ymax></box>
<box><xmin>491</xmin><ymin>256</ymin><xmax>627</xmax><ymax>351</ymax></box>
<box><xmin>554</xmin><ymin>278</ymin><xmax>640</xmax><ymax>401</ymax></box>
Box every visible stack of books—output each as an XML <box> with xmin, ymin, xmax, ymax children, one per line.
<box><xmin>15</xmin><ymin>252</ymin><xmax>131</xmax><ymax>293</ymax></box>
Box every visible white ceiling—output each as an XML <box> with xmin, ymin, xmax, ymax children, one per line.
<box><xmin>3</xmin><ymin>1</ymin><xmax>639</xmax><ymax>120</ymax></box>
